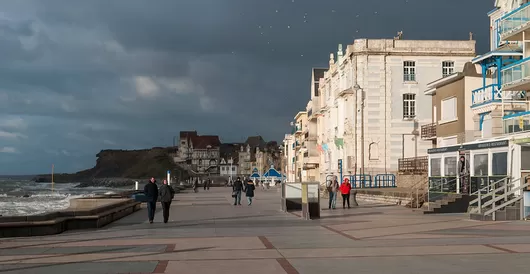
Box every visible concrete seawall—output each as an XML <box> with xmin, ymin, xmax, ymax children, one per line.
<box><xmin>0</xmin><ymin>194</ymin><xmax>142</xmax><ymax>238</ymax></box>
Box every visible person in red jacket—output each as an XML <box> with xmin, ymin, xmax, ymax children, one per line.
<box><xmin>340</xmin><ymin>178</ymin><xmax>352</xmax><ymax>208</ymax></box>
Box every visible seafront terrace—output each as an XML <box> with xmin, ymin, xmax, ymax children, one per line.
<box><xmin>1</xmin><ymin>188</ymin><xmax>530</xmax><ymax>273</ymax></box>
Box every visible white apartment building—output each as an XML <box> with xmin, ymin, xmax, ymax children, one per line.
<box><xmin>313</xmin><ymin>38</ymin><xmax>476</xmax><ymax>183</ymax></box>
<box><xmin>283</xmin><ymin>134</ymin><xmax>296</xmax><ymax>182</ymax></box>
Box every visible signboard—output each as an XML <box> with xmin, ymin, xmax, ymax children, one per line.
<box><xmin>514</xmin><ymin>137</ymin><xmax>530</xmax><ymax>144</ymax></box>
<box><xmin>428</xmin><ymin>140</ymin><xmax>509</xmax><ymax>154</ymax></box>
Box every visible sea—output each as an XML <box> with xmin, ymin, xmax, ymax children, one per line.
<box><xmin>0</xmin><ymin>176</ymin><xmax>134</xmax><ymax>216</ymax></box>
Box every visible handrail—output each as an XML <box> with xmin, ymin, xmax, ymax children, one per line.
<box><xmin>469</xmin><ymin>176</ymin><xmax>508</xmax><ymax>196</ymax></box>
<box><xmin>470</xmin><ymin>175</ymin><xmax>529</xmax><ymax>217</ymax></box>
<box><xmin>474</xmin><ymin>177</ymin><xmax>513</xmax><ymax>210</ymax></box>
<box><xmin>469</xmin><ymin>176</ymin><xmax>510</xmax><ymax>209</ymax></box>
<box><xmin>484</xmin><ymin>180</ymin><xmax>530</xmax><ymax>217</ymax></box>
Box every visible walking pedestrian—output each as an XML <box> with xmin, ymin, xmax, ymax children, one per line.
<box><xmin>245</xmin><ymin>179</ymin><xmax>255</xmax><ymax>205</ymax></box>
<box><xmin>340</xmin><ymin>178</ymin><xmax>352</xmax><ymax>208</ymax></box>
<box><xmin>158</xmin><ymin>179</ymin><xmax>175</xmax><ymax>223</ymax></box>
<box><xmin>326</xmin><ymin>178</ymin><xmax>339</xmax><ymax>209</ymax></box>
<box><xmin>232</xmin><ymin>177</ymin><xmax>244</xmax><ymax>205</ymax></box>
<box><xmin>144</xmin><ymin>177</ymin><xmax>159</xmax><ymax>223</ymax></box>
<box><xmin>193</xmin><ymin>179</ymin><xmax>199</xmax><ymax>193</ymax></box>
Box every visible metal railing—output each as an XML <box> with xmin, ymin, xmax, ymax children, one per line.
<box><xmin>420</xmin><ymin>123</ymin><xmax>436</xmax><ymax>139</ymax></box>
<box><xmin>398</xmin><ymin>156</ymin><xmax>428</xmax><ymax>175</ymax></box>
<box><xmin>471</xmin><ymin>84</ymin><xmax>501</xmax><ymax>106</ymax></box>
<box><xmin>407</xmin><ymin>177</ymin><xmax>429</xmax><ymax>209</ymax></box>
<box><xmin>499</xmin><ymin>2</ymin><xmax>530</xmax><ymax>40</ymax></box>
<box><xmin>501</xmin><ymin>57</ymin><xmax>530</xmax><ymax>89</ymax></box>
<box><xmin>428</xmin><ymin>177</ymin><xmax>458</xmax><ymax>203</ymax></box>
<box><xmin>469</xmin><ymin>175</ymin><xmax>529</xmax><ymax>220</ymax></box>
<box><xmin>504</xmin><ymin>111</ymin><xmax>530</xmax><ymax>134</ymax></box>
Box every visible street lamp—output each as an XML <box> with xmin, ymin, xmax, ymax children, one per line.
<box><xmin>228</xmin><ymin>157</ymin><xmax>233</xmax><ymax>184</ymax></box>
<box><xmin>353</xmin><ymin>84</ymin><xmax>365</xmax><ymax>177</ymax></box>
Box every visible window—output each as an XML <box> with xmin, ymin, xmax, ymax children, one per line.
<box><xmin>314</xmin><ymin>82</ymin><xmax>320</xmax><ymax>96</ymax></box>
<box><xmin>473</xmin><ymin>154</ymin><xmax>488</xmax><ymax>176</ymax></box>
<box><xmin>442</xmin><ymin>61</ymin><xmax>455</xmax><ymax>77</ymax></box>
<box><xmin>403</xmin><ymin>61</ymin><xmax>416</xmax><ymax>81</ymax></box>
<box><xmin>441</xmin><ymin>97</ymin><xmax>457</xmax><ymax>122</ymax></box>
<box><xmin>492</xmin><ymin>152</ymin><xmax>508</xmax><ymax>175</ymax></box>
<box><xmin>403</xmin><ymin>93</ymin><xmax>416</xmax><ymax>119</ymax></box>
<box><xmin>232</xmin><ymin>167</ymin><xmax>236</xmax><ymax>171</ymax></box>
<box><xmin>369</xmin><ymin>142</ymin><xmax>379</xmax><ymax>160</ymax></box>
<box><xmin>431</xmin><ymin>158</ymin><xmax>441</xmax><ymax>176</ymax></box>
<box><xmin>444</xmin><ymin>157</ymin><xmax>457</xmax><ymax>176</ymax></box>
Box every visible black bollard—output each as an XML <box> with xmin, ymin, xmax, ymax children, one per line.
<box><xmin>351</xmin><ymin>190</ymin><xmax>359</xmax><ymax>206</ymax></box>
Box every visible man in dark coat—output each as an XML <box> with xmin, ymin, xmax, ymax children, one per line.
<box><xmin>158</xmin><ymin>179</ymin><xmax>175</xmax><ymax>223</ymax></box>
<box><xmin>144</xmin><ymin>177</ymin><xmax>159</xmax><ymax>223</ymax></box>
<box><xmin>245</xmin><ymin>179</ymin><xmax>255</xmax><ymax>205</ymax></box>
<box><xmin>232</xmin><ymin>177</ymin><xmax>244</xmax><ymax>205</ymax></box>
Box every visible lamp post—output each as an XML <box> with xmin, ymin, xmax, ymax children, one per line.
<box><xmin>228</xmin><ymin>157</ymin><xmax>233</xmax><ymax>183</ymax></box>
<box><xmin>354</xmin><ymin>84</ymin><xmax>365</xmax><ymax>177</ymax></box>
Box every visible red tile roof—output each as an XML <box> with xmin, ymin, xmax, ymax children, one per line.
<box><xmin>191</xmin><ymin>135</ymin><xmax>221</xmax><ymax>149</ymax></box>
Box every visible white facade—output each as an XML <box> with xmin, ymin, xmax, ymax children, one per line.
<box><xmin>314</xmin><ymin>39</ymin><xmax>476</xmax><ymax>182</ymax></box>
<box><xmin>219</xmin><ymin>158</ymin><xmax>238</xmax><ymax>177</ymax></box>
<box><xmin>283</xmin><ymin>134</ymin><xmax>296</xmax><ymax>182</ymax></box>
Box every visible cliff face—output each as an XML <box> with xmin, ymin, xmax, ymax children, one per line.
<box><xmin>33</xmin><ymin>147</ymin><xmax>188</xmax><ymax>183</ymax></box>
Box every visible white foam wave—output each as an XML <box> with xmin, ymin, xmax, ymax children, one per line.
<box><xmin>0</xmin><ymin>193</ymin><xmax>94</xmax><ymax>216</ymax></box>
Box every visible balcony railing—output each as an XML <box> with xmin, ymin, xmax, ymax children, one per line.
<box><xmin>471</xmin><ymin>84</ymin><xmax>501</xmax><ymax>106</ymax></box>
<box><xmin>398</xmin><ymin>156</ymin><xmax>428</xmax><ymax>175</ymax></box>
<box><xmin>499</xmin><ymin>2</ymin><xmax>530</xmax><ymax>40</ymax></box>
<box><xmin>504</xmin><ymin>111</ymin><xmax>530</xmax><ymax>134</ymax></box>
<box><xmin>420</xmin><ymin>123</ymin><xmax>436</xmax><ymax>140</ymax></box>
<box><xmin>501</xmin><ymin>57</ymin><xmax>530</xmax><ymax>88</ymax></box>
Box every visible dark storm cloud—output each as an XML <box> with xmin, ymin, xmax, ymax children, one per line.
<box><xmin>0</xmin><ymin>0</ymin><xmax>491</xmax><ymax>174</ymax></box>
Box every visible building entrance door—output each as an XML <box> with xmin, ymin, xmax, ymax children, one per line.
<box><xmin>458</xmin><ymin>151</ymin><xmax>470</xmax><ymax>194</ymax></box>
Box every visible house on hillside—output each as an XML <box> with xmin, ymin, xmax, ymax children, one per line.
<box><xmin>176</xmin><ymin>131</ymin><xmax>221</xmax><ymax>175</ymax></box>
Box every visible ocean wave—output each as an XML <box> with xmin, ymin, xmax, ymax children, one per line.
<box><xmin>0</xmin><ymin>193</ymin><xmax>94</xmax><ymax>216</ymax></box>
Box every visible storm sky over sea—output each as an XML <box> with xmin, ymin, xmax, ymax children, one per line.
<box><xmin>0</xmin><ymin>0</ymin><xmax>492</xmax><ymax>174</ymax></box>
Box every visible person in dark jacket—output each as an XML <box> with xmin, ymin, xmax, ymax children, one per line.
<box><xmin>245</xmin><ymin>179</ymin><xmax>255</xmax><ymax>205</ymax></box>
<box><xmin>232</xmin><ymin>177</ymin><xmax>244</xmax><ymax>205</ymax></box>
<box><xmin>158</xmin><ymin>179</ymin><xmax>175</xmax><ymax>223</ymax></box>
<box><xmin>144</xmin><ymin>177</ymin><xmax>159</xmax><ymax>223</ymax></box>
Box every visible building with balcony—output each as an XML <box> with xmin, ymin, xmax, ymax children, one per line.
<box><xmin>423</xmin><ymin>62</ymin><xmax>486</xmax><ymax>147</ymax></box>
<box><xmin>425</xmin><ymin>0</ymin><xmax>530</xmax><ymax>220</ymax></box>
<box><xmin>237</xmin><ymin>136</ymin><xmax>281</xmax><ymax>177</ymax></box>
<box><xmin>176</xmin><ymin>131</ymin><xmax>221</xmax><ymax>175</ymax></box>
<box><xmin>283</xmin><ymin>134</ymin><xmax>296</xmax><ymax>182</ymax></box>
<box><xmin>313</xmin><ymin>37</ymin><xmax>475</xmax><ymax>183</ymax></box>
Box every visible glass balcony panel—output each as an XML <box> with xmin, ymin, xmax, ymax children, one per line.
<box><xmin>503</xmin><ymin>111</ymin><xmax>530</xmax><ymax>134</ymax></box>
<box><xmin>501</xmin><ymin>57</ymin><xmax>530</xmax><ymax>88</ymax></box>
<box><xmin>499</xmin><ymin>3</ymin><xmax>530</xmax><ymax>39</ymax></box>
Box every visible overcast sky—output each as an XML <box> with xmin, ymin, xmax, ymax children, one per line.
<box><xmin>0</xmin><ymin>0</ymin><xmax>492</xmax><ymax>174</ymax></box>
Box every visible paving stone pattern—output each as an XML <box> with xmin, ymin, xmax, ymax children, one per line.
<box><xmin>1</xmin><ymin>187</ymin><xmax>530</xmax><ymax>273</ymax></box>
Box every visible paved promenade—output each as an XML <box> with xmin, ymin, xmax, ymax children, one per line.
<box><xmin>1</xmin><ymin>187</ymin><xmax>530</xmax><ymax>273</ymax></box>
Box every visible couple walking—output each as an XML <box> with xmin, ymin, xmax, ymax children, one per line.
<box><xmin>144</xmin><ymin>177</ymin><xmax>175</xmax><ymax>223</ymax></box>
<box><xmin>232</xmin><ymin>177</ymin><xmax>255</xmax><ymax>205</ymax></box>
<box><xmin>326</xmin><ymin>177</ymin><xmax>352</xmax><ymax>209</ymax></box>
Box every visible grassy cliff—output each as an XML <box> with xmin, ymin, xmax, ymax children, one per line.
<box><xmin>33</xmin><ymin>147</ymin><xmax>187</xmax><ymax>183</ymax></box>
